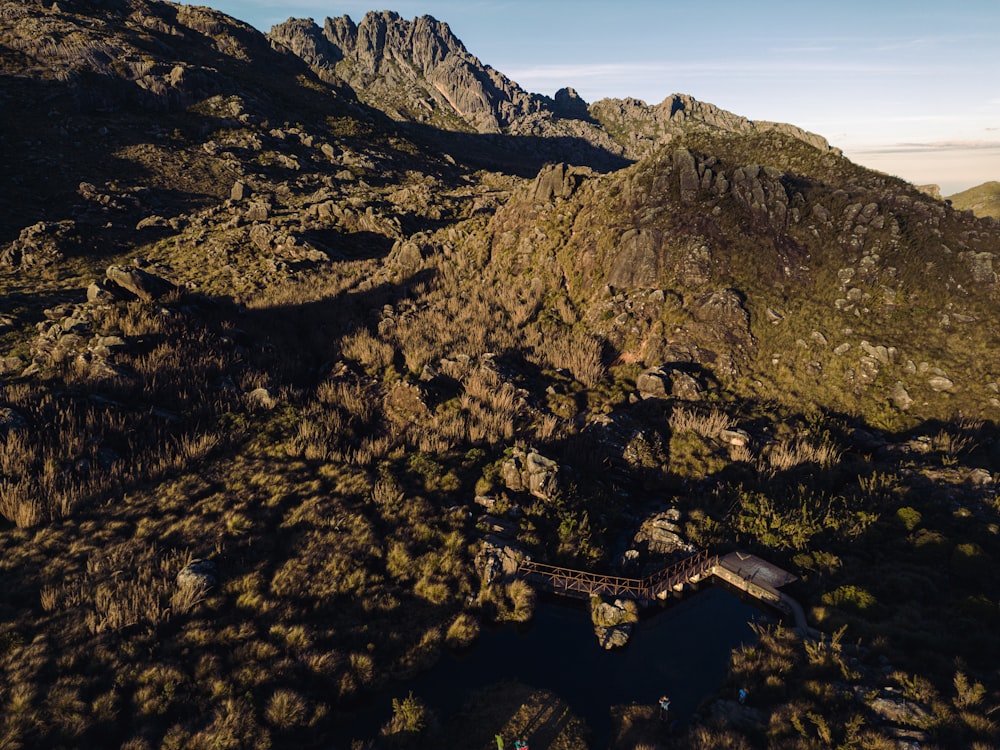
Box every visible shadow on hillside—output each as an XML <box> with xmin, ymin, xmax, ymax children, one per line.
<box><xmin>226</xmin><ymin>267</ymin><xmax>439</xmax><ymax>386</ymax></box>
<box><xmin>399</xmin><ymin>120</ymin><xmax>632</xmax><ymax>178</ymax></box>
<box><xmin>298</xmin><ymin>228</ymin><xmax>396</xmax><ymax>261</ymax></box>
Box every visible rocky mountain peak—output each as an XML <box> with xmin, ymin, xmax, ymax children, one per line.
<box><xmin>271</xmin><ymin>11</ymin><xmax>542</xmax><ymax>133</ymax></box>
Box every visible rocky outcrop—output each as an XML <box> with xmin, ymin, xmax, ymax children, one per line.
<box><xmin>636</xmin><ymin>366</ymin><xmax>704</xmax><ymax>401</ymax></box>
<box><xmin>475</xmin><ymin>539</ymin><xmax>523</xmax><ymax>587</ymax></box>
<box><xmin>608</xmin><ymin>229</ymin><xmax>661</xmax><ymax>289</ymax></box>
<box><xmin>1</xmin><ymin>220</ymin><xmax>81</xmax><ymax>269</ymax></box>
<box><xmin>266</xmin><ymin>17</ymin><xmax>344</xmax><ymax>85</ymax></box>
<box><xmin>633</xmin><ymin>509</ymin><xmax>696</xmax><ymax>555</ymax></box>
<box><xmin>590</xmin><ymin>93</ymin><xmax>840</xmax><ymax>161</ymax></box>
<box><xmin>502</xmin><ymin>447</ymin><xmax>560</xmax><ymax>499</ymax></box>
<box><xmin>531</xmin><ymin>163</ymin><xmax>591</xmax><ymax>203</ymax></box>
<box><xmin>591</xmin><ymin>598</ymin><xmax>637</xmax><ymax>649</ymax></box>
<box><xmin>270</xmin><ymin>14</ymin><xmax>837</xmax><ymax>164</ymax></box>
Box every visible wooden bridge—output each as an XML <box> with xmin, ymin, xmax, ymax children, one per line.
<box><xmin>517</xmin><ymin>549</ymin><xmax>719</xmax><ymax>604</ymax></box>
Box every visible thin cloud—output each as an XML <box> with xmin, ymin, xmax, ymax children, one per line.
<box><xmin>504</xmin><ymin>59</ymin><xmax>914</xmax><ymax>81</ymax></box>
<box><xmin>855</xmin><ymin>141</ymin><xmax>1000</xmax><ymax>155</ymax></box>
<box><xmin>768</xmin><ymin>45</ymin><xmax>837</xmax><ymax>54</ymax></box>
<box><xmin>874</xmin><ymin>38</ymin><xmax>928</xmax><ymax>51</ymax></box>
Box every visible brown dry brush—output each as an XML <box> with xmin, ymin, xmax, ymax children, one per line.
<box><xmin>0</xmin><ymin>299</ymin><xmax>246</xmax><ymax>528</ymax></box>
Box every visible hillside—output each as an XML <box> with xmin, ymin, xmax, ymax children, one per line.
<box><xmin>949</xmin><ymin>180</ymin><xmax>1000</xmax><ymax>220</ymax></box>
<box><xmin>1</xmin><ymin>2</ymin><xmax>999</xmax><ymax>749</ymax></box>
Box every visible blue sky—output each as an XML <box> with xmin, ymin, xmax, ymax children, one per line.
<box><xmin>191</xmin><ymin>0</ymin><xmax>999</xmax><ymax>194</ymax></box>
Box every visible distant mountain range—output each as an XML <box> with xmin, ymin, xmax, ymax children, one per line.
<box><xmin>270</xmin><ymin>11</ymin><xmax>837</xmax><ymax>162</ymax></box>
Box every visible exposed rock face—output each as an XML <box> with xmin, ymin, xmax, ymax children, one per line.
<box><xmin>688</xmin><ymin>289</ymin><xmax>755</xmax><ymax>377</ymax></box>
<box><xmin>273</xmin><ymin>12</ymin><xmax>544</xmax><ymax>134</ymax></box>
<box><xmin>1</xmin><ymin>220</ymin><xmax>80</xmax><ymax>268</ymax></box>
<box><xmin>270</xmin><ymin>14</ymin><xmax>838</xmax><ymax>164</ymax></box>
<box><xmin>475</xmin><ymin>540</ymin><xmax>523</xmax><ymax>587</ymax></box>
<box><xmin>608</xmin><ymin>229</ymin><xmax>660</xmax><ymax>288</ymax></box>
<box><xmin>589</xmin><ymin>93</ymin><xmax>839</xmax><ymax>161</ymax></box>
<box><xmin>531</xmin><ymin>163</ymin><xmax>590</xmax><ymax>203</ymax></box>
<box><xmin>266</xmin><ymin>17</ymin><xmax>344</xmax><ymax>85</ymax></box>
<box><xmin>552</xmin><ymin>86</ymin><xmax>590</xmax><ymax>120</ymax></box>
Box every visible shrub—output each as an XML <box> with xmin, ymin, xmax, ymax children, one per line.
<box><xmin>896</xmin><ymin>506</ymin><xmax>922</xmax><ymax>532</ymax></box>
<box><xmin>445</xmin><ymin>613</ymin><xmax>480</xmax><ymax>648</ymax></box>
<box><xmin>822</xmin><ymin>585</ymin><xmax>877</xmax><ymax>614</ymax></box>
<box><xmin>384</xmin><ymin>691</ymin><xmax>428</xmax><ymax>735</ymax></box>
<box><xmin>265</xmin><ymin>688</ymin><xmax>308</xmax><ymax>729</ymax></box>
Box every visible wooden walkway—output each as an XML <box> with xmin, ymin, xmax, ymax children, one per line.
<box><xmin>517</xmin><ymin>549</ymin><xmax>718</xmax><ymax>604</ymax></box>
<box><xmin>517</xmin><ymin>549</ymin><xmax>816</xmax><ymax>636</ymax></box>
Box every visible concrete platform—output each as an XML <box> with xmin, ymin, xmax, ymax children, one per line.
<box><xmin>718</xmin><ymin>551</ymin><xmax>797</xmax><ymax>589</ymax></box>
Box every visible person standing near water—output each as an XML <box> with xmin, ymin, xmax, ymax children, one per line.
<box><xmin>738</xmin><ymin>688</ymin><xmax>748</xmax><ymax>705</ymax></box>
<box><xmin>659</xmin><ymin>695</ymin><xmax>671</xmax><ymax>720</ymax></box>
<box><xmin>496</xmin><ymin>734</ymin><xmax>504</xmax><ymax>750</ymax></box>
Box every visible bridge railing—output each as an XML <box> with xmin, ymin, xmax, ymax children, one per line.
<box><xmin>517</xmin><ymin>549</ymin><xmax>720</xmax><ymax>603</ymax></box>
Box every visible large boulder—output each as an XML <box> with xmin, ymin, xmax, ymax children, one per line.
<box><xmin>591</xmin><ymin>598</ymin><xmax>637</xmax><ymax>649</ymax></box>
<box><xmin>502</xmin><ymin>447</ymin><xmax>560</xmax><ymax>499</ymax></box>
<box><xmin>176</xmin><ymin>559</ymin><xmax>217</xmax><ymax>591</ymax></box>
<box><xmin>105</xmin><ymin>265</ymin><xmax>176</xmax><ymax>301</ymax></box>
<box><xmin>636</xmin><ymin>366</ymin><xmax>670</xmax><ymax>399</ymax></box>
<box><xmin>633</xmin><ymin>510</ymin><xmax>696</xmax><ymax>555</ymax></box>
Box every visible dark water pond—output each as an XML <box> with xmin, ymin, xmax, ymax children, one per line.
<box><xmin>338</xmin><ymin>585</ymin><xmax>771</xmax><ymax>748</ymax></box>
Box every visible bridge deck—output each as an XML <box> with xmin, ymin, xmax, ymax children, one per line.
<box><xmin>517</xmin><ymin>549</ymin><xmax>718</xmax><ymax>604</ymax></box>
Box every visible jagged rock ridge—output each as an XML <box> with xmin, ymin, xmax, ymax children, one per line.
<box><xmin>269</xmin><ymin>11</ymin><xmax>837</xmax><ymax>162</ymax></box>
<box><xmin>272</xmin><ymin>11</ymin><xmax>544</xmax><ymax>133</ymax></box>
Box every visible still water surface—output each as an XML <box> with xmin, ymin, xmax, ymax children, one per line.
<box><xmin>340</xmin><ymin>585</ymin><xmax>769</xmax><ymax>747</ymax></box>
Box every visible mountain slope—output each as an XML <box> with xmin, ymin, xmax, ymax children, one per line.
<box><xmin>948</xmin><ymin>180</ymin><xmax>1000</xmax><ymax>219</ymax></box>
<box><xmin>485</xmin><ymin>131</ymin><xmax>1000</xmax><ymax>424</ymax></box>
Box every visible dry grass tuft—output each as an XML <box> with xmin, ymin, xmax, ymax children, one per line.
<box><xmin>669</xmin><ymin>406</ymin><xmax>734</xmax><ymax>438</ymax></box>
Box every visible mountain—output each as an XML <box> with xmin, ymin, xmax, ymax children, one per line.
<box><xmin>1</xmin><ymin>3</ymin><xmax>999</xmax><ymax>750</ymax></box>
<box><xmin>948</xmin><ymin>180</ymin><xmax>1000</xmax><ymax>219</ymax></box>
<box><xmin>269</xmin><ymin>11</ymin><xmax>837</xmax><ymax>164</ymax></box>
<box><xmin>487</xmin><ymin>133</ymin><xmax>1000</xmax><ymax>423</ymax></box>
